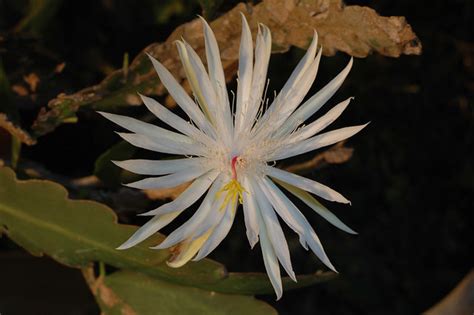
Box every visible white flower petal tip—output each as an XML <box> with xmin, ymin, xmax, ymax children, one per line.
<box><xmin>100</xmin><ymin>16</ymin><xmax>367</xmax><ymax>299</ymax></box>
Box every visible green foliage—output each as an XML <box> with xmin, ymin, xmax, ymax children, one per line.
<box><xmin>14</xmin><ymin>0</ymin><xmax>63</xmax><ymax>35</ymax></box>
<box><xmin>94</xmin><ymin>141</ymin><xmax>136</xmax><ymax>188</ymax></box>
<box><xmin>88</xmin><ymin>269</ymin><xmax>277</xmax><ymax>315</ymax></box>
<box><xmin>0</xmin><ymin>167</ymin><xmax>334</xmax><ymax>296</ymax></box>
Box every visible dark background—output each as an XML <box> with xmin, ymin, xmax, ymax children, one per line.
<box><xmin>0</xmin><ymin>0</ymin><xmax>472</xmax><ymax>314</ymax></box>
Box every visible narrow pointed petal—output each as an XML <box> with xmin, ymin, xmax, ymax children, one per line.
<box><xmin>239</xmin><ymin>24</ymin><xmax>272</xmax><ymax>134</ymax></box>
<box><xmin>286</xmin><ymin>97</ymin><xmax>353</xmax><ymax>144</ymax></box>
<box><xmin>259</xmin><ymin>177</ymin><xmax>308</xmax><ymax>249</ymax></box>
<box><xmin>116</xmin><ymin>132</ymin><xmax>205</xmax><ymax>156</ymax></box>
<box><xmin>140</xmin><ymin>170</ymin><xmax>219</xmax><ymax>216</ymax></box>
<box><xmin>276</xmin><ymin>30</ymin><xmax>318</xmax><ymax>102</ymax></box>
<box><xmin>275</xmin><ymin>179</ymin><xmax>357</xmax><ymax>234</ymax></box>
<box><xmin>183</xmin><ymin>41</ymin><xmax>232</xmax><ymax>143</ymax></box>
<box><xmin>98</xmin><ymin>111</ymin><xmax>193</xmax><ymax>145</ymax></box>
<box><xmin>256</xmin><ymin>30</ymin><xmax>318</xmax><ymax>129</ymax></box>
<box><xmin>116</xmin><ymin>212</ymin><xmax>179</xmax><ymax>250</ymax></box>
<box><xmin>234</xmin><ymin>13</ymin><xmax>254</xmax><ymax>134</ymax></box>
<box><xmin>272</xmin><ymin>123</ymin><xmax>369</xmax><ymax>160</ymax></box>
<box><xmin>306</xmin><ymin>229</ymin><xmax>337</xmax><ymax>272</ymax></box>
<box><xmin>256</xmin><ymin>206</ymin><xmax>283</xmax><ymax>300</ymax></box>
<box><xmin>166</xmin><ymin>229</ymin><xmax>213</xmax><ymax>268</ymax></box>
<box><xmin>266</xmin><ymin>48</ymin><xmax>323</xmax><ymax>133</ymax></box>
<box><xmin>253</xmin><ymin>179</ymin><xmax>296</xmax><ymax>282</ymax></box>
<box><xmin>265</xmin><ymin>165</ymin><xmax>351</xmax><ymax>204</ymax></box>
<box><xmin>262</xmin><ymin>177</ymin><xmax>337</xmax><ymax>271</ymax></box>
<box><xmin>125</xmin><ymin>166</ymin><xmax>210</xmax><ymax>190</ymax></box>
<box><xmin>151</xmin><ymin>175</ymin><xmax>224</xmax><ymax>249</ymax></box>
<box><xmin>146</xmin><ymin>53</ymin><xmax>216</xmax><ymax>138</ymax></box>
<box><xmin>113</xmin><ymin>158</ymin><xmax>204</xmax><ymax>176</ymax></box>
<box><xmin>193</xmin><ymin>202</ymin><xmax>237</xmax><ymax>261</ymax></box>
<box><xmin>242</xmin><ymin>176</ymin><xmax>260</xmax><ymax>248</ymax></box>
<box><xmin>279</xmin><ymin>57</ymin><xmax>353</xmax><ymax>136</ymax></box>
<box><xmin>139</xmin><ymin>93</ymin><xmax>212</xmax><ymax>145</ymax></box>
<box><xmin>199</xmin><ymin>17</ymin><xmax>233</xmax><ymax>128</ymax></box>
<box><xmin>190</xmin><ymin>196</ymin><xmax>227</xmax><ymax>239</ymax></box>
<box><xmin>175</xmin><ymin>41</ymin><xmax>214</xmax><ymax>123</ymax></box>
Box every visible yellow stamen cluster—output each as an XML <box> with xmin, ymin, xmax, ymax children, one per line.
<box><xmin>216</xmin><ymin>179</ymin><xmax>246</xmax><ymax>210</ymax></box>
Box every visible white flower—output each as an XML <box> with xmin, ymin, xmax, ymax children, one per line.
<box><xmin>100</xmin><ymin>14</ymin><xmax>367</xmax><ymax>299</ymax></box>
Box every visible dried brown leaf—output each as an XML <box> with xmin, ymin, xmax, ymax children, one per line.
<box><xmin>144</xmin><ymin>181</ymin><xmax>191</xmax><ymax>201</ymax></box>
<box><xmin>285</xmin><ymin>142</ymin><xmax>353</xmax><ymax>174</ymax></box>
<box><xmin>424</xmin><ymin>269</ymin><xmax>474</xmax><ymax>315</ymax></box>
<box><xmin>82</xmin><ymin>266</ymin><xmax>138</xmax><ymax>315</ymax></box>
<box><xmin>11</xmin><ymin>84</ymin><xmax>29</xmax><ymax>96</ymax></box>
<box><xmin>23</xmin><ymin>73</ymin><xmax>40</xmax><ymax>92</ymax></box>
<box><xmin>32</xmin><ymin>0</ymin><xmax>421</xmax><ymax>137</ymax></box>
<box><xmin>0</xmin><ymin>113</ymin><xmax>36</xmax><ymax>145</ymax></box>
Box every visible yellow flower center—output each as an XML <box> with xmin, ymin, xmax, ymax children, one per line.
<box><xmin>215</xmin><ymin>156</ymin><xmax>246</xmax><ymax>210</ymax></box>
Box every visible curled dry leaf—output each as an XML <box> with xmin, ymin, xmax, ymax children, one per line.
<box><xmin>23</xmin><ymin>73</ymin><xmax>40</xmax><ymax>92</ymax></box>
<box><xmin>285</xmin><ymin>142</ymin><xmax>354</xmax><ymax>174</ymax></box>
<box><xmin>0</xmin><ymin>113</ymin><xmax>36</xmax><ymax>145</ymax></box>
<box><xmin>82</xmin><ymin>266</ymin><xmax>138</xmax><ymax>315</ymax></box>
<box><xmin>32</xmin><ymin>0</ymin><xmax>421</xmax><ymax>137</ymax></box>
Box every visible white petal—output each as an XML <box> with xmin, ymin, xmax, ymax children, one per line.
<box><xmin>267</xmin><ymin>48</ymin><xmax>322</xmax><ymax>133</ymax></box>
<box><xmin>241</xmin><ymin>176</ymin><xmax>260</xmax><ymax>248</ymax></box>
<box><xmin>275</xmin><ymin>179</ymin><xmax>357</xmax><ymax>234</ymax></box>
<box><xmin>274</xmin><ymin>30</ymin><xmax>318</xmax><ymax>103</ymax></box>
<box><xmin>255</xmin><ymin>31</ymin><xmax>318</xmax><ymax>131</ymax></box>
<box><xmin>252</xmin><ymin>179</ymin><xmax>296</xmax><ymax>282</ymax></box>
<box><xmin>139</xmin><ymin>93</ymin><xmax>212</xmax><ymax>145</ymax></box>
<box><xmin>278</xmin><ymin>57</ymin><xmax>353</xmax><ymax>137</ymax></box>
<box><xmin>146</xmin><ymin>53</ymin><xmax>216</xmax><ymax>138</ymax></box>
<box><xmin>286</xmin><ymin>97</ymin><xmax>353</xmax><ymax>144</ymax></box>
<box><xmin>116</xmin><ymin>132</ymin><xmax>205</xmax><ymax>156</ymax></box>
<box><xmin>176</xmin><ymin>41</ymin><xmax>214</xmax><ymax>125</ymax></box>
<box><xmin>190</xmin><ymin>195</ymin><xmax>227</xmax><ymax>239</ymax></box>
<box><xmin>239</xmin><ymin>24</ymin><xmax>272</xmax><ymax>135</ymax></box>
<box><xmin>139</xmin><ymin>170</ymin><xmax>219</xmax><ymax>216</ymax></box>
<box><xmin>125</xmin><ymin>165</ymin><xmax>210</xmax><ymax>190</ymax></box>
<box><xmin>99</xmin><ymin>111</ymin><xmax>195</xmax><ymax>144</ymax></box>
<box><xmin>116</xmin><ymin>212</ymin><xmax>179</xmax><ymax>250</ymax></box>
<box><xmin>192</xmin><ymin>202</ymin><xmax>237</xmax><ymax>261</ymax></box>
<box><xmin>234</xmin><ymin>13</ymin><xmax>254</xmax><ymax>134</ymax></box>
<box><xmin>265</xmin><ymin>165</ymin><xmax>350</xmax><ymax>204</ymax></box>
<box><xmin>271</xmin><ymin>123</ymin><xmax>369</xmax><ymax>160</ymax></box>
<box><xmin>151</xmin><ymin>175</ymin><xmax>225</xmax><ymax>249</ymax></box>
<box><xmin>261</xmin><ymin>177</ymin><xmax>337</xmax><ymax>271</ymax></box>
<box><xmin>200</xmin><ymin>17</ymin><xmax>233</xmax><ymax>129</ymax></box>
<box><xmin>256</xmin><ymin>204</ymin><xmax>283</xmax><ymax>300</ymax></box>
<box><xmin>259</xmin><ymin>176</ymin><xmax>308</xmax><ymax>249</ymax></box>
<box><xmin>166</xmin><ymin>229</ymin><xmax>212</xmax><ymax>268</ymax></box>
<box><xmin>113</xmin><ymin>158</ymin><xmax>204</xmax><ymax>176</ymax></box>
<box><xmin>183</xmin><ymin>41</ymin><xmax>233</xmax><ymax>144</ymax></box>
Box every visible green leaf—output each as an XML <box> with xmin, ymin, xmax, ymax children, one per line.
<box><xmin>83</xmin><ymin>268</ymin><xmax>277</xmax><ymax>315</ymax></box>
<box><xmin>94</xmin><ymin>141</ymin><xmax>136</xmax><ymax>188</ymax></box>
<box><xmin>0</xmin><ymin>167</ymin><xmax>335</xmax><ymax>294</ymax></box>
<box><xmin>0</xmin><ymin>166</ymin><xmax>225</xmax><ymax>285</ymax></box>
<box><xmin>14</xmin><ymin>0</ymin><xmax>63</xmax><ymax>35</ymax></box>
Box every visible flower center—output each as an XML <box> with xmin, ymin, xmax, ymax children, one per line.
<box><xmin>216</xmin><ymin>156</ymin><xmax>246</xmax><ymax>210</ymax></box>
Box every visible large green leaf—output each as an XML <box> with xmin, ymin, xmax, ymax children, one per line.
<box><xmin>0</xmin><ymin>167</ymin><xmax>334</xmax><ymax>294</ymax></box>
<box><xmin>83</xmin><ymin>268</ymin><xmax>277</xmax><ymax>315</ymax></box>
<box><xmin>0</xmin><ymin>166</ymin><xmax>224</xmax><ymax>285</ymax></box>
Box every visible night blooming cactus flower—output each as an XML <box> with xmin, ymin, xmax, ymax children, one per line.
<box><xmin>100</xmin><ymin>14</ymin><xmax>367</xmax><ymax>299</ymax></box>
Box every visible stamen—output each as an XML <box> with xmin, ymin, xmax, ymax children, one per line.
<box><xmin>215</xmin><ymin>156</ymin><xmax>246</xmax><ymax>210</ymax></box>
